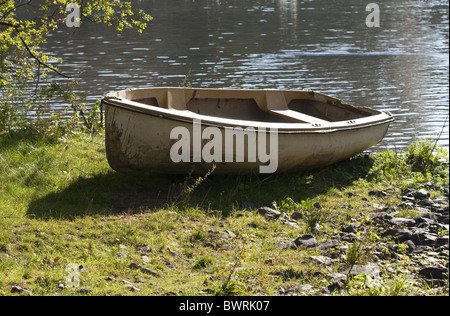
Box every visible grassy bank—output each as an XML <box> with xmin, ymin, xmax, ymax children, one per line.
<box><xmin>0</xmin><ymin>131</ymin><xmax>448</xmax><ymax>296</ymax></box>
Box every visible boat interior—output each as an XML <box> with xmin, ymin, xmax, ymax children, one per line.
<box><xmin>118</xmin><ymin>87</ymin><xmax>378</xmax><ymax>125</ymax></box>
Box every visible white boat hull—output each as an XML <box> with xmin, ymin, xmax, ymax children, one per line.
<box><xmin>102</xmin><ymin>87</ymin><xmax>393</xmax><ymax>174</ymax></box>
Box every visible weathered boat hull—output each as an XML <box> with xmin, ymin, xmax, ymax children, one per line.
<box><xmin>102</xmin><ymin>87</ymin><xmax>393</xmax><ymax>174</ymax></box>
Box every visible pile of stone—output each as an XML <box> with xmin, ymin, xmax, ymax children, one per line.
<box><xmin>258</xmin><ymin>185</ymin><xmax>449</xmax><ymax>295</ymax></box>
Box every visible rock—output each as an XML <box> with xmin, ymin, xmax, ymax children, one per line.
<box><xmin>338</xmin><ymin>232</ymin><xmax>358</xmax><ymax>242</ymax></box>
<box><xmin>114</xmin><ymin>251</ymin><xmax>126</xmax><ymax>258</ymax></box>
<box><xmin>436</xmin><ymin>235</ymin><xmax>449</xmax><ymax>247</ymax></box>
<box><xmin>76</xmin><ymin>288</ymin><xmax>92</xmax><ymax>294</ymax></box>
<box><xmin>129</xmin><ymin>262</ymin><xmax>158</xmax><ymax>276</ymax></box>
<box><xmin>368</xmin><ymin>211</ymin><xmax>393</xmax><ymax>221</ymax></box>
<box><xmin>318</xmin><ymin>239</ymin><xmax>340</xmax><ymax>252</ymax></box>
<box><xmin>203</xmin><ymin>242</ymin><xmax>217</xmax><ymax>249</ymax></box>
<box><xmin>369</xmin><ymin>190</ymin><xmax>389</xmax><ymax>198</ymax></box>
<box><xmin>418</xmin><ymin>266</ymin><xmax>448</xmax><ymax>280</ymax></box>
<box><xmin>341</xmin><ymin>224</ymin><xmax>358</xmax><ymax>233</ymax></box>
<box><xmin>285</xmin><ymin>284</ymin><xmax>314</xmax><ymax>295</ymax></box>
<box><xmin>120</xmin><ymin>280</ymin><xmax>142</xmax><ymax>292</ymax></box>
<box><xmin>322</xmin><ymin>280</ymin><xmax>344</xmax><ymax>294</ymax></box>
<box><xmin>412</xmin><ymin>245</ymin><xmax>433</xmax><ymax>254</ymax></box>
<box><xmin>410</xmin><ymin>231</ymin><xmax>438</xmax><ymax>246</ymax></box>
<box><xmin>402</xmin><ymin>188</ymin><xmax>430</xmax><ymax>200</ymax></box>
<box><xmin>292</xmin><ymin>235</ymin><xmax>318</xmax><ymax>248</ymax></box>
<box><xmin>401</xmin><ymin>240</ymin><xmax>416</xmax><ymax>254</ymax></box>
<box><xmin>398</xmin><ymin>201</ymin><xmax>415</xmax><ymax>209</ymax></box>
<box><xmin>437</xmin><ymin>215</ymin><xmax>449</xmax><ymax>224</ymax></box>
<box><xmin>414</xmin><ymin>189</ymin><xmax>431</xmax><ymax>200</ymax></box>
<box><xmin>327</xmin><ymin>272</ymin><xmax>347</xmax><ymax>283</ymax></box>
<box><xmin>310</xmin><ymin>255</ymin><xmax>334</xmax><ymax>266</ymax></box>
<box><xmin>258</xmin><ymin>206</ymin><xmax>281</xmax><ymax>219</ymax></box>
<box><xmin>291</xmin><ymin>211</ymin><xmax>303</xmax><ymax>220</ymax></box>
<box><xmin>381</xmin><ymin>229</ymin><xmax>413</xmax><ymax>242</ymax></box>
<box><xmin>281</xmin><ymin>219</ymin><xmax>300</xmax><ymax>229</ymax></box>
<box><xmin>443</xmin><ymin>187</ymin><xmax>449</xmax><ymax>197</ymax></box>
<box><xmin>224</xmin><ymin>230</ymin><xmax>236</xmax><ymax>238</ymax></box>
<box><xmin>346</xmin><ymin>263</ymin><xmax>380</xmax><ymax>278</ymax></box>
<box><xmin>389</xmin><ymin>217</ymin><xmax>416</xmax><ymax>227</ymax></box>
<box><xmin>11</xmin><ymin>285</ymin><xmax>31</xmax><ymax>294</ymax></box>
<box><xmin>136</xmin><ymin>245</ymin><xmax>152</xmax><ymax>254</ymax></box>
<box><xmin>414</xmin><ymin>216</ymin><xmax>435</xmax><ymax>228</ymax></box>
<box><xmin>415</xmin><ymin>212</ymin><xmax>438</xmax><ymax>221</ymax></box>
<box><xmin>311</xmin><ymin>222</ymin><xmax>320</xmax><ymax>232</ymax></box>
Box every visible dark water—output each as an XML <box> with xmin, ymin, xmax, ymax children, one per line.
<box><xmin>44</xmin><ymin>0</ymin><xmax>449</xmax><ymax>152</ymax></box>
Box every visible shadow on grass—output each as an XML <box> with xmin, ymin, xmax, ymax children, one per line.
<box><xmin>27</xmin><ymin>154</ymin><xmax>374</xmax><ymax>220</ymax></box>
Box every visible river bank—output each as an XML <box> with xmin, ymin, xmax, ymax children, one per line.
<box><xmin>0</xmin><ymin>131</ymin><xmax>448</xmax><ymax>296</ymax></box>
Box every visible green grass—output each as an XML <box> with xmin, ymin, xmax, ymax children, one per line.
<box><xmin>0</xmin><ymin>131</ymin><xmax>448</xmax><ymax>296</ymax></box>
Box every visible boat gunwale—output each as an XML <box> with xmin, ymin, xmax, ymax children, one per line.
<box><xmin>101</xmin><ymin>94</ymin><xmax>394</xmax><ymax>134</ymax></box>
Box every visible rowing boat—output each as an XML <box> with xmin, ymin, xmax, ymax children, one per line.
<box><xmin>101</xmin><ymin>87</ymin><xmax>393</xmax><ymax>174</ymax></box>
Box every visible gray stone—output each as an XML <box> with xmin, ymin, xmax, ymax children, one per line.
<box><xmin>285</xmin><ymin>284</ymin><xmax>314</xmax><ymax>295</ymax></box>
<box><xmin>341</xmin><ymin>224</ymin><xmax>358</xmax><ymax>233</ymax></box>
<box><xmin>318</xmin><ymin>239</ymin><xmax>340</xmax><ymax>252</ymax></box>
<box><xmin>437</xmin><ymin>215</ymin><xmax>449</xmax><ymax>224</ymax></box>
<box><xmin>414</xmin><ymin>216</ymin><xmax>435</xmax><ymax>228</ymax></box>
<box><xmin>293</xmin><ymin>235</ymin><xmax>318</xmax><ymax>248</ymax></box>
<box><xmin>402</xmin><ymin>239</ymin><xmax>416</xmax><ymax>253</ymax></box>
<box><xmin>346</xmin><ymin>263</ymin><xmax>380</xmax><ymax>278</ymax></box>
<box><xmin>327</xmin><ymin>272</ymin><xmax>347</xmax><ymax>283</ymax></box>
<box><xmin>203</xmin><ymin>242</ymin><xmax>217</xmax><ymax>249</ymax></box>
<box><xmin>402</xmin><ymin>188</ymin><xmax>431</xmax><ymax>200</ymax></box>
<box><xmin>76</xmin><ymin>288</ymin><xmax>92</xmax><ymax>294</ymax></box>
<box><xmin>291</xmin><ymin>211</ymin><xmax>303</xmax><ymax>220</ymax></box>
<box><xmin>369</xmin><ymin>211</ymin><xmax>393</xmax><ymax>221</ymax></box>
<box><xmin>414</xmin><ymin>189</ymin><xmax>431</xmax><ymax>200</ymax></box>
<box><xmin>381</xmin><ymin>229</ymin><xmax>413</xmax><ymax>242</ymax></box>
<box><xmin>390</xmin><ymin>217</ymin><xmax>416</xmax><ymax>227</ymax></box>
<box><xmin>258</xmin><ymin>206</ymin><xmax>281</xmax><ymax>219</ymax></box>
<box><xmin>369</xmin><ymin>190</ymin><xmax>389</xmax><ymax>198</ymax></box>
<box><xmin>410</xmin><ymin>231</ymin><xmax>438</xmax><ymax>246</ymax></box>
<box><xmin>418</xmin><ymin>266</ymin><xmax>448</xmax><ymax>280</ymax></box>
<box><xmin>436</xmin><ymin>235</ymin><xmax>449</xmax><ymax>247</ymax></box>
<box><xmin>11</xmin><ymin>285</ymin><xmax>31</xmax><ymax>294</ymax></box>
<box><xmin>129</xmin><ymin>262</ymin><xmax>158</xmax><ymax>276</ymax></box>
<box><xmin>310</xmin><ymin>255</ymin><xmax>334</xmax><ymax>266</ymax></box>
<box><xmin>339</xmin><ymin>232</ymin><xmax>358</xmax><ymax>242</ymax></box>
<box><xmin>322</xmin><ymin>280</ymin><xmax>344</xmax><ymax>294</ymax></box>
<box><xmin>281</xmin><ymin>219</ymin><xmax>300</xmax><ymax>229</ymax></box>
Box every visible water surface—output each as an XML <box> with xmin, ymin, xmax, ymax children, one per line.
<box><xmin>44</xmin><ymin>0</ymin><xmax>449</xmax><ymax>152</ymax></box>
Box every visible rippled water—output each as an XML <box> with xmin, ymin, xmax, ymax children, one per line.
<box><xmin>43</xmin><ymin>0</ymin><xmax>449</xmax><ymax>152</ymax></box>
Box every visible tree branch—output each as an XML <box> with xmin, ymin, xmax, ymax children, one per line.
<box><xmin>0</xmin><ymin>21</ymin><xmax>71</xmax><ymax>78</ymax></box>
<box><xmin>18</xmin><ymin>35</ymin><xmax>71</xmax><ymax>78</ymax></box>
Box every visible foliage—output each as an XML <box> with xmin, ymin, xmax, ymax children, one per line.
<box><xmin>277</xmin><ymin>197</ymin><xmax>328</xmax><ymax>233</ymax></box>
<box><xmin>1</xmin><ymin>0</ymin><xmax>152</xmax><ymax>133</ymax></box>
<box><xmin>406</xmin><ymin>139</ymin><xmax>448</xmax><ymax>174</ymax></box>
<box><xmin>368</xmin><ymin>140</ymin><xmax>448</xmax><ymax>187</ymax></box>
